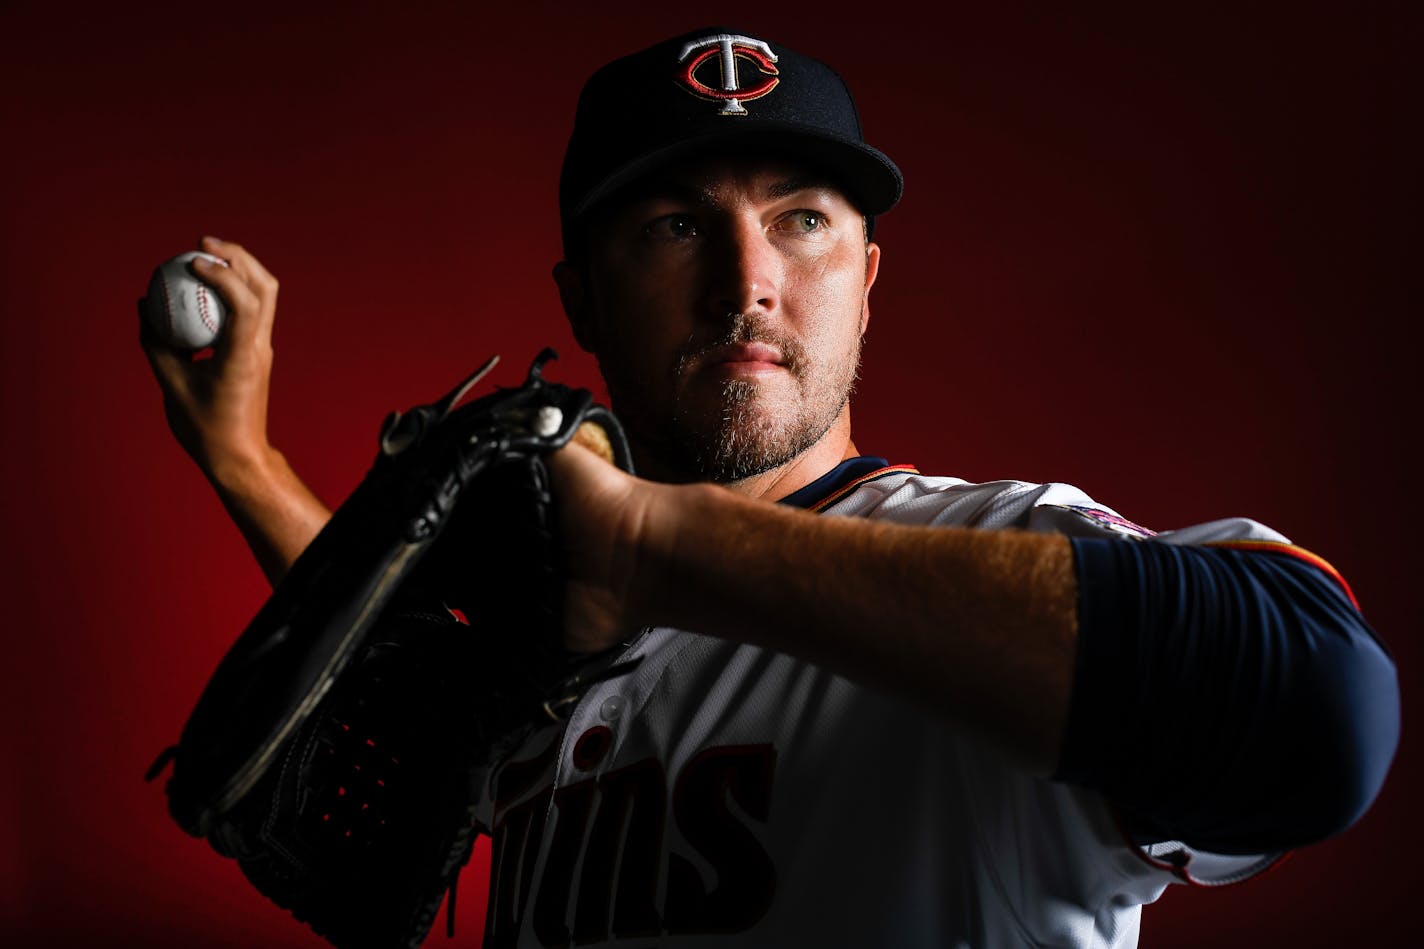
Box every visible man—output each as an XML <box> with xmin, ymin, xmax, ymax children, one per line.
<box><xmin>143</xmin><ymin>27</ymin><xmax>1398</xmax><ymax>949</ymax></box>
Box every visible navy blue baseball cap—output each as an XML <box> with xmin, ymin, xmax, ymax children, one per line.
<box><xmin>559</xmin><ymin>27</ymin><xmax>903</xmax><ymax>255</ymax></box>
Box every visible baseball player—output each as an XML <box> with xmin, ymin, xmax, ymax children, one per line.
<box><xmin>142</xmin><ymin>27</ymin><xmax>1399</xmax><ymax>949</ymax></box>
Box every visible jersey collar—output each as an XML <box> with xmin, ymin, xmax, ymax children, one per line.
<box><xmin>778</xmin><ymin>456</ymin><xmax>918</xmax><ymax>512</ymax></box>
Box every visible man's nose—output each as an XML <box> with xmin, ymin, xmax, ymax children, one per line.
<box><xmin>706</xmin><ymin>217</ymin><xmax>781</xmax><ymax>317</ymax></box>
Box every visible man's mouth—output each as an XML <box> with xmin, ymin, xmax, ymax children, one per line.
<box><xmin>709</xmin><ymin>342</ymin><xmax>787</xmax><ymax>372</ymax></box>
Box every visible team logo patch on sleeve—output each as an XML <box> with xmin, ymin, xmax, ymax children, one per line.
<box><xmin>1060</xmin><ymin>505</ymin><xmax>1157</xmax><ymax>537</ymax></box>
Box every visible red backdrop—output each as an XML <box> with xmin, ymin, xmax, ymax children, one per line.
<box><xmin>3</xmin><ymin>2</ymin><xmax>1417</xmax><ymax>946</ymax></box>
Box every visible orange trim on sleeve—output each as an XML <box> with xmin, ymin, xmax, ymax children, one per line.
<box><xmin>1206</xmin><ymin>540</ymin><xmax>1360</xmax><ymax>611</ymax></box>
<box><xmin>807</xmin><ymin>464</ymin><xmax>919</xmax><ymax>513</ymax></box>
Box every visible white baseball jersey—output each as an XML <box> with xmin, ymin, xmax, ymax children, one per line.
<box><xmin>476</xmin><ymin>465</ymin><xmax>1293</xmax><ymax>948</ymax></box>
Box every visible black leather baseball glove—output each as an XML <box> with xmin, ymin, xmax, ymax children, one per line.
<box><xmin>147</xmin><ymin>349</ymin><xmax>638</xmax><ymax>948</ymax></box>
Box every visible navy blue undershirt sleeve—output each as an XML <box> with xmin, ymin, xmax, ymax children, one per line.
<box><xmin>1054</xmin><ymin>538</ymin><xmax>1400</xmax><ymax>855</ymax></box>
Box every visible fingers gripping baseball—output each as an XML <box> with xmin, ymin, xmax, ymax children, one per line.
<box><xmin>196</xmin><ymin>236</ymin><xmax>279</xmax><ymax>352</ymax></box>
<box><xmin>139</xmin><ymin>236</ymin><xmax>279</xmax><ymax>481</ymax></box>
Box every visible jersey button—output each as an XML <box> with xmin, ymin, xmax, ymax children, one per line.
<box><xmin>599</xmin><ymin>695</ymin><xmax>626</xmax><ymax>722</ymax></box>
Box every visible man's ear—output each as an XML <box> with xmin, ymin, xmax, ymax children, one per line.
<box><xmin>860</xmin><ymin>242</ymin><xmax>881</xmax><ymax>336</ymax></box>
<box><xmin>552</xmin><ymin>260</ymin><xmax>597</xmax><ymax>352</ymax></box>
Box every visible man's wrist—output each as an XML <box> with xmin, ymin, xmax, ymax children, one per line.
<box><xmin>628</xmin><ymin>481</ymin><xmax>773</xmax><ymax>631</ymax></box>
<box><xmin>205</xmin><ymin>442</ymin><xmax>288</xmax><ymax>503</ymax></box>
<box><xmin>625</xmin><ymin>480</ymin><xmax>703</xmax><ymax>626</ymax></box>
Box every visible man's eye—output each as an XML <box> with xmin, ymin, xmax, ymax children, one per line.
<box><xmin>777</xmin><ymin>210</ymin><xmax>827</xmax><ymax>233</ymax></box>
<box><xmin>645</xmin><ymin>215</ymin><xmax>699</xmax><ymax>240</ymax></box>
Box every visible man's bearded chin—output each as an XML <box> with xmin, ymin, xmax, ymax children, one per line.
<box><xmin>667</xmin><ymin>329</ymin><xmax>861</xmax><ymax>484</ymax></box>
<box><xmin>597</xmin><ymin>316</ymin><xmax>862</xmax><ymax>483</ymax></box>
<box><xmin>668</xmin><ymin>377</ymin><xmax>842</xmax><ymax>482</ymax></box>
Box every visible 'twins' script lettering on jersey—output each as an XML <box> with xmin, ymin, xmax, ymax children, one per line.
<box><xmin>485</xmin><ymin>741</ymin><xmax>779</xmax><ymax>946</ymax></box>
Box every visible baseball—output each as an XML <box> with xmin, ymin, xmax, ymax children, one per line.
<box><xmin>143</xmin><ymin>251</ymin><xmax>230</xmax><ymax>350</ymax></box>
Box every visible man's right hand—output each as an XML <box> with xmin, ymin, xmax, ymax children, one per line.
<box><xmin>140</xmin><ymin>236</ymin><xmax>279</xmax><ymax>482</ymax></box>
<box><xmin>140</xmin><ymin>236</ymin><xmax>331</xmax><ymax>586</ymax></box>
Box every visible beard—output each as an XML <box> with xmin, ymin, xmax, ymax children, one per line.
<box><xmin>675</xmin><ymin>376</ymin><xmax>835</xmax><ymax>482</ymax></box>
<box><xmin>604</xmin><ymin>313</ymin><xmax>862</xmax><ymax>483</ymax></box>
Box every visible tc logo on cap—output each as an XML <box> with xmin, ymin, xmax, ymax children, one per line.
<box><xmin>676</xmin><ymin>33</ymin><xmax>780</xmax><ymax>116</ymax></box>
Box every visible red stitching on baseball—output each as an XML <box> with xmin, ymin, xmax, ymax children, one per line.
<box><xmin>197</xmin><ymin>283</ymin><xmax>217</xmax><ymax>335</ymax></box>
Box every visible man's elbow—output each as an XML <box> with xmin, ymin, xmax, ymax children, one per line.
<box><xmin>1285</xmin><ymin>615</ymin><xmax>1400</xmax><ymax>844</ymax></box>
<box><xmin>1060</xmin><ymin>539</ymin><xmax>1400</xmax><ymax>854</ymax></box>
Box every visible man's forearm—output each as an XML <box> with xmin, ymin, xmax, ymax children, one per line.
<box><xmin>208</xmin><ymin>446</ymin><xmax>331</xmax><ymax>587</ymax></box>
<box><xmin>633</xmin><ymin>483</ymin><xmax>1078</xmax><ymax>772</ymax></box>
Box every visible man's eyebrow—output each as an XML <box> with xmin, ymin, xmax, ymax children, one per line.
<box><xmin>620</xmin><ymin>179</ymin><xmax>712</xmax><ymax>208</ymax></box>
<box><xmin>765</xmin><ymin>176</ymin><xmax>836</xmax><ymax>200</ymax></box>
